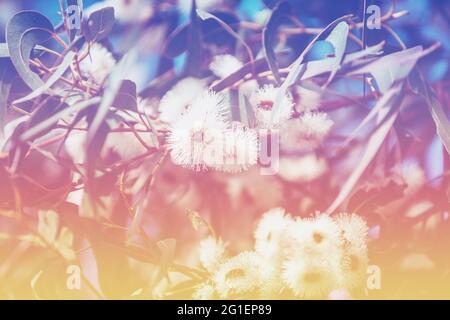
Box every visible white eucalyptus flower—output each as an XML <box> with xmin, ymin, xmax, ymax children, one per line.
<box><xmin>167</xmin><ymin>91</ymin><xmax>230</xmax><ymax>171</ymax></box>
<box><xmin>250</xmin><ymin>84</ymin><xmax>294</xmax><ymax>129</ymax></box>
<box><xmin>210</xmin><ymin>54</ymin><xmax>243</xmax><ymax>79</ymax></box>
<box><xmin>79</xmin><ymin>43</ymin><xmax>116</xmax><ymax>85</ymax></box>
<box><xmin>159</xmin><ymin>77</ymin><xmax>207</xmax><ymax>124</ymax></box>
<box><xmin>213</xmin><ymin>124</ymin><xmax>258</xmax><ymax>173</ymax></box>
<box><xmin>281</xmin><ymin>112</ymin><xmax>333</xmax><ymax>151</ymax></box>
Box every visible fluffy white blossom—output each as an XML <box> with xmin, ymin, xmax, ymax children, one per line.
<box><xmin>254</xmin><ymin>207</ymin><xmax>294</xmax><ymax>261</ymax></box>
<box><xmin>199</xmin><ymin>236</ymin><xmax>228</xmax><ymax>272</ymax></box>
<box><xmin>288</xmin><ymin>214</ymin><xmax>341</xmax><ymax>257</ymax></box>
<box><xmin>293</xmin><ymin>85</ymin><xmax>322</xmax><ymax>112</ymax></box>
<box><xmin>192</xmin><ymin>283</ymin><xmax>216</xmax><ymax>300</ymax></box>
<box><xmin>212</xmin><ymin>124</ymin><xmax>258</xmax><ymax>173</ymax></box>
<box><xmin>282</xmin><ymin>255</ymin><xmax>340</xmax><ymax>298</ymax></box>
<box><xmin>213</xmin><ymin>251</ymin><xmax>264</xmax><ymax>298</ymax></box>
<box><xmin>250</xmin><ymin>84</ymin><xmax>294</xmax><ymax>129</ymax></box>
<box><xmin>281</xmin><ymin>112</ymin><xmax>333</xmax><ymax>151</ymax></box>
<box><xmin>79</xmin><ymin>43</ymin><xmax>116</xmax><ymax>85</ymax></box>
<box><xmin>159</xmin><ymin>77</ymin><xmax>207</xmax><ymax>124</ymax></box>
<box><xmin>335</xmin><ymin>213</ymin><xmax>369</xmax><ymax>290</ymax></box>
<box><xmin>167</xmin><ymin>91</ymin><xmax>230</xmax><ymax>171</ymax></box>
<box><xmin>298</xmin><ymin>112</ymin><xmax>333</xmax><ymax>143</ymax></box>
<box><xmin>210</xmin><ymin>54</ymin><xmax>243</xmax><ymax>79</ymax></box>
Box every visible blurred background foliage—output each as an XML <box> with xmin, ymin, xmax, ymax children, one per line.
<box><xmin>1</xmin><ymin>0</ymin><xmax>448</xmax><ymax>81</ymax></box>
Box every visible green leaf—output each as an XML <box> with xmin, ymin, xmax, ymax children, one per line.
<box><xmin>6</xmin><ymin>11</ymin><xmax>54</xmax><ymax>90</ymax></box>
<box><xmin>83</xmin><ymin>6</ymin><xmax>115</xmax><ymax>42</ymax></box>
<box><xmin>262</xmin><ymin>1</ymin><xmax>291</xmax><ymax>85</ymax></box>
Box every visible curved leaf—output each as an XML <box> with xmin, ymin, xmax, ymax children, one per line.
<box><xmin>6</xmin><ymin>11</ymin><xmax>54</xmax><ymax>90</ymax></box>
<box><xmin>197</xmin><ymin>9</ymin><xmax>254</xmax><ymax>65</ymax></box>
<box><xmin>0</xmin><ymin>43</ymin><xmax>9</xmax><ymax>58</ymax></box>
<box><xmin>0</xmin><ymin>60</ymin><xmax>14</xmax><ymax>138</ymax></box>
<box><xmin>322</xmin><ymin>21</ymin><xmax>349</xmax><ymax>85</ymax></box>
<box><xmin>83</xmin><ymin>6</ymin><xmax>115</xmax><ymax>42</ymax></box>
<box><xmin>348</xmin><ymin>44</ymin><xmax>439</xmax><ymax>93</ymax></box>
<box><xmin>20</xmin><ymin>97</ymin><xmax>101</xmax><ymax>142</ymax></box>
<box><xmin>262</xmin><ymin>1</ymin><xmax>291</xmax><ymax>85</ymax></box>
<box><xmin>271</xmin><ymin>14</ymin><xmax>353</xmax><ymax>125</ymax></box>
<box><xmin>326</xmin><ymin>84</ymin><xmax>405</xmax><ymax>214</ymax></box>
<box><xmin>13</xmin><ymin>50</ymin><xmax>77</xmax><ymax>105</ymax></box>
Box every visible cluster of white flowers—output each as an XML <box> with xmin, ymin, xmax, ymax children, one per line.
<box><xmin>250</xmin><ymin>84</ymin><xmax>294</xmax><ymax>129</ymax></box>
<box><xmin>165</xmin><ymin>76</ymin><xmax>334</xmax><ymax>172</ymax></box>
<box><xmin>166</xmin><ymin>91</ymin><xmax>258</xmax><ymax>172</ymax></box>
<box><xmin>159</xmin><ymin>77</ymin><xmax>207</xmax><ymax>124</ymax></box>
<box><xmin>194</xmin><ymin>208</ymin><xmax>368</xmax><ymax>299</ymax></box>
<box><xmin>281</xmin><ymin>112</ymin><xmax>334</xmax><ymax>152</ymax></box>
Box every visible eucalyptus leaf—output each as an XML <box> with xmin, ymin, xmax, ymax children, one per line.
<box><xmin>300</xmin><ymin>41</ymin><xmax>385</xmax><ymax>81</ymax></box>
<box><xmin>321</xmin><ymin>21</ymin><xmax>349</xmax><ymax>85</ymax></box>
<box><xmin>13</xmin><ymin>51</ymin><xmax>77</xmax><ymax>105</ymax></box>
<box><xmin>271</xmin><ymin>14</ymin><xmax>353</xmax><ymax>125</ymax></box>
<box><xmin>163</xmin><ymin>23</ymin><xmax>189</xmax><ymax>59</ymax></box>
<box><xmin>152</xmin><ymin>239</ymin><xmax>177</xmax><ymax>287</ymax></box>
<box><xmin>20</xmin><ymin>97</ymin><xmax>101</xmax><ymax>142</ymax></box>
<box><xmin>184</xmin><ymin>1</ymin><xmax>203</xmax><ymax>77</ymax></box>
<box><xmin>0</xmin><ymin>43</ymin><xmax>9</xmax><ymax>58</ymax></box>
<box><xmin>326</xmin><ymin>84</ymin><xmax>405</xmax><ymax>214</ymax></box>
<box><xmin>197</xmin><ymin>9</ymin><xmax>254</xmax><ymax>65</ymax></box>
<box><xmin>0</xmin><ymin>60</ymin><xmax>14</xmax><ymax>138</ymax></box>
<box><xmin>262</xmin><ymin>1</ymin><xmax>291</xmax><ymax>85</ymax></box>
<box><xmin>6</xmin><ymin>11</ymin><xmax>55</xmax><ymax>90</ymax></box>
<box><xmin>348</xmin><ymin>44</ymin><xmax>439</xmax><ymax>93</ymax></box>
<box><xmin>87</xmin><ymin>51</ymin><xmax>137</xmax><ymax>146</ymax></box>
<box><xmin>83</xmin><ymin>6</ymin><xmax>115</xmax><ymax>42</ymax></box>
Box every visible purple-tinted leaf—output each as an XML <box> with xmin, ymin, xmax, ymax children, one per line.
<box><xmin>348</xmin><ymin>44</ymin><xmax>439</xmax><ymax>93</ymax></box>
<box><xmin>83</xmin><ymin>6</ymin><xmax>115</xmax><ymax>42</ymax></box>
<box><xmin>326</xmin><ymin>84</ymin><xmax>405</xmax><ymax>214</ymax></box>
<box><xmin>0</xmin><ymin>43</ymin><xmax>8</xmax><ymax>58</ymax></box>
<box><xmin>13</xmin><ymin>51</ymin><xmax>77</xmax><ymax>105</ymax></box>
<box><xmin>6</xmin><ymin>11</ymin><xmax>54</xmax><ymax>90</ymax></box>
<box><xmin>271</xmin><ymin>14</ymin><xmax>353</xmax><ymax>125</ymax></box>
<box><xmin>263</xmin><ymin>1</ymin><xmax>291</xmax><ymax>85</ymax></box>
